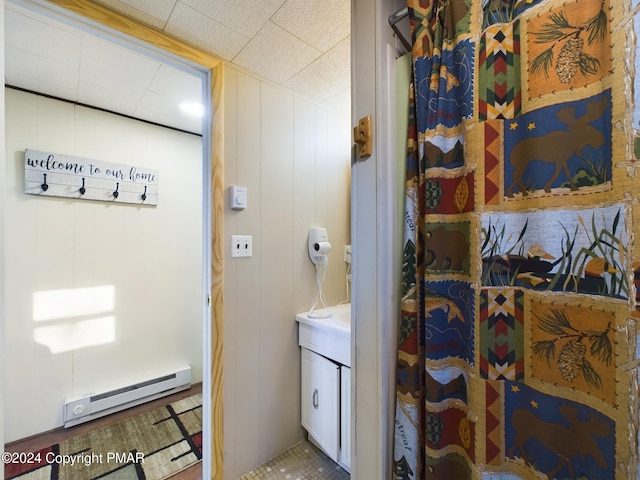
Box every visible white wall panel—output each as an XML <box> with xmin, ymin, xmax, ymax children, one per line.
<box><xmin>4</xmin><ymin>93</ymin><xmax>75</xmax><ymax>438</ymax></box>
<box><xmin>222</xmin><ymin>67</ymin><xmax>351</xmax><ymax>479</ymax></box>
<box><xmin>293</xmin><ymin>98</ymin><xmax>318</xmax><ymax>314</ymax></box>
<box><xmin>259</xmin><ymin>81</ymin><xmax>297</xmax><ymax>462</ymax></box>
<box><xmin>232</xmin><ymin>70</ymin><xmax>263</xmax><ymax>476</ymax></box>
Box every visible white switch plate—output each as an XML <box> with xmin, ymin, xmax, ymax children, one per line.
<box><xmin>231</xmin><ymin>235</ymin><xmax>252</xmax><ymax>257</ymax></box>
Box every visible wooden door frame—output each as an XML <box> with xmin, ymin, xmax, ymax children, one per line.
<box><xmin>40</xmin><ymin>1</ymin><xmax>225</xmax><ymax>478</ymax></box>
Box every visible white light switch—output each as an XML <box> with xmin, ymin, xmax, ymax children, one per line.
<box><xmin>230</xmin><ymin>185</ymin><xmax>247</xmax><ymax>210</ymax></box>
<box><xmin>231</xmin><ymin>235</ymin><xmax>252</xmax><ymax>258</ymax></box>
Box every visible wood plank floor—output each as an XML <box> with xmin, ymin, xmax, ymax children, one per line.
<box><xmin>5</xmin><ymin>383</ymin><xmax>203</xmax><ymax>480</ymax></box>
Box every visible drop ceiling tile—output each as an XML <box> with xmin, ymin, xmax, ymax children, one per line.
<box><xmin>271</xmin><ymin>0</ymin><xmax>350</xmax><ymax>53</ymax></box>
<box><xmin>148</xmin><ymin>64</ymin><xmax>202</xmax><ymax>102</ymax></box>
<box><xmin>93</xmin><ymin>0</ymin><xmax>177</xmax><ymax>27</ymax></box>
<box><xmin>136</xmin><ymin>89</ymin><xmax>178</xmax><ymax>115</ymax></box>
<box><xmin>79</xmin><ymin>55</ymin><xmax>153</xmax><ymax>99</ymax></box>
<box><xmin>5</xmin><ymin>0</ymin><xmax>351</xmax><ymax>132</ymax></box>
<box><xmin>81</xmin><ymin>35</ymin><xmax>161</xmax><ymax>78</ymax></box>
<box><xmin>5</xmin><ymin>45</ymin><xmax>79</xmax><ymax>96</ymax></box>
<box><xmin>233</xmin><ymin>21</ymin><xmax>321</xmax><ymax>85</ymax></box>
<box><xmin>181</xmin><ymin>0</ymin><xmax>286</xmax><ymax>37</ymax></box>
<box><xmin>6</xmin><ymin>73</ymin><xmax>78</xmax><ymax>104</ymax></box>
<box><xmin>77</xmin><ymin>81</ymin><xmax>139</xmax><ymax>116</ymax></box>
<box><xmin>136</xmin><ymin>90</ymin><xmax>202</xmax><ymax>133</ymax></box>
<box><xmin>5</xmin><ymin>9</ymin><xmax>82</xmax><ymax>67</ymax></box>
<box><xmin>164</xmin><ymin>2</ymin><xmax>249</xmax><ymax>61</ymax></box>
<box><xmin>284</xmin><ymin>37</ymin><xmax>350</xmax><ymax>102</ymax></box>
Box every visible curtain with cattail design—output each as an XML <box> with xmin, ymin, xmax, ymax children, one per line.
<box><xmin>394</xmin><ymin>1</ymin><xmax>639</xmax><ymax>479</ymax></box>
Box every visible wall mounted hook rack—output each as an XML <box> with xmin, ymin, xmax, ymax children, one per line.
<box><xmin>24</xmin><ymin>149</ymin><xmax>159</xmax><ymax>205</ymax></box>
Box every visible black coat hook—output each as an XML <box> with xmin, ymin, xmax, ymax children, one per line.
<box><xmin>41</xmin><ymin>173</ymin><xmax>49</xmax><ymax>192</ymax></box>
<box><xmin>141</xmin><ymin>185</ymin><xmax>147</xmax><ymax>202</ymax></box>
<box><xmin>113</xmin><ymin>182</ymin><xmax>119</xmax><ymax>199</ymax></box>
<box><xmin>79</xmin><ymin>178</ymin><xmax>86</xmax><ymax>195</ymax></box>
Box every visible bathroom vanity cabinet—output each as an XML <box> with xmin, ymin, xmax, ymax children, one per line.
<box><xmin>300</xmin><ymin>348</ymin><xmax>351</xmax><ymax>472</ymax></box>
<box><xmin>301</xmin><ymin>348</ymin><xmax>340</xmax><ymax>460</ymax></box>
<box><xmin>296</xmin><ymin>305</ymin><xmax>351</xmax><ymax>473</ymax></box>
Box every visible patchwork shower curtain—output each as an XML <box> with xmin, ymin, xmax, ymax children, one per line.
<box><xmin>394</xmin><ymin>0</ymin><xmax>640</xmax><ymax>479</ymax></box>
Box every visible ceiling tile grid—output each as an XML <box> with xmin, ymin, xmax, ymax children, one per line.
<box><xmin>6</xmin><ymin>7</ymin><xmax>82</xmax><ymax>68</ymax></box>
<box><xmin>80</xmin><ymin>35</ymin><xmax>161</xmax><ymax>76</ymax></box>
<box><xmin>5</xmin><ymin>46</ymin><xmax>79</xmax><ymax>100</ymax></box>
<box><xmin>180</xmin><ymin>0</ymin><xmax>286</xmax><ymax>38</ymax></box>
<box><xmin>163</xmin><ymin>2</ymin><xmax>249</xmax><ymax>61</ymax></box>
<box><xmin>5</xmin><ymin>0</ymin><xmax>350</xmax><ymax>137</ymax></box>
<box><xmin>93</xmin><ymin>0</ymin><xmax>351</xmax><ymax>107</ymax></box>
<box><xmin>284</xmin><ymin>36</ymin><xmax>351</xmax><ymax>103</ymax></box>
<box><xmin>233</xmin><ymin>21</ymin><xmax>322</xmax><ymax>85</ymax></box>
<box><xmin>5</xmin><ymin>3</ymin><xmax>207</xmax><ymax>133</ymax></box>
<box><xmin>96</xmin><ymin>0</ymin><xmax>178</xmax><ymax>26</ymax></box>
<box><xmin>271</xmin><ymin>0</ymin><xmax>350</xmax><ymax>53</ymax></box>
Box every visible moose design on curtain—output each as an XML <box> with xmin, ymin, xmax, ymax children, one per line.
<box><xmin>394</xmin><ymin>0</ymin><xmax>639</xmax><ymax>479</ymax></box>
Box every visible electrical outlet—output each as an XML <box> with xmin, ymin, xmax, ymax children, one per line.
<box><xmin>344</xmin><ymin>244</ymin><xmax>352</xmax><ymax>264</ymax></box>
<box><xmin>231</xmin><ymin>235</ymin><xmax>252</xmax><ymax>258</ymax></box>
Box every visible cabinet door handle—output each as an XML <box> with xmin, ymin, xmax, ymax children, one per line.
<box><xmin>312</xmin><ymin>389</ymin><xmax>319</xmax><ymax>409</ymax></box>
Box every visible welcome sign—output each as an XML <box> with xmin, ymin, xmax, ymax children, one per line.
<box><xmin>24</xmin><ymin>149</ymin><xmax>159</xmax><ymax>205</ymax></box>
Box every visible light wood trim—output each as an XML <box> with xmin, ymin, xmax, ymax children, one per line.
<box><xmin>45</xmin><ymin>2</ymin><xmax>225</xmax><ymax>479</ymax></box>
<box><xmin>45</xmin><ymin>0</ymin><xmax>221</xmax><ymax>69</ymax></box>
<box><xmin>209</xmin><ymin>62</ymin><xmax>225</xmax><ymax>480</ymax></box>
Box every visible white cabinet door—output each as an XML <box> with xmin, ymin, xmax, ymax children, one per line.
<box><xmin>301</xmin><ymin>347</ymin><xmax>340</xmax><ymax>462</ymax></box>
<box><xmin>340</xmin><ymin>365</ymin><xmax>351</xmax><ymax>472</ymax></box>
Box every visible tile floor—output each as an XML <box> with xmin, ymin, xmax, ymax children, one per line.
<box><xmin>238</xmin><ymin>440</ymin><xmax>350</xmax><ymax>480</ymax></box>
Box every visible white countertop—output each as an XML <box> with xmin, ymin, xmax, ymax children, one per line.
<box><xmin>295</xmin><ymin>305</ymin><xmax>350</xmax><ymax>336</ymax></box>
<box><xmin>296</xmin><ymin>304</ymin><xmax>351</xmax><ymax>367</ymax></box>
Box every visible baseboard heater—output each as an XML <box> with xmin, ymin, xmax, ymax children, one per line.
<box><xmin>63</xmin><ymin>366</ymin><xmax>191</xmax><ymax>428</ymax></box>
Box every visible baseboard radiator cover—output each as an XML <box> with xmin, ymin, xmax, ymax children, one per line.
<box><xmin>63</xmin><ymin>366</ymin><xmax>191</xmax><ymax>428</ymax></box>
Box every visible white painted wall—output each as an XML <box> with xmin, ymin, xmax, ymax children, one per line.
<box><xmin>223</xmin><ymin>66</ymin><xmax>351</xmax><ymax>479</ymax></box>
<box><xmin>4</xmin><ymin>88</ymin><xmax>204</xmax><ymax>442</ymax></box>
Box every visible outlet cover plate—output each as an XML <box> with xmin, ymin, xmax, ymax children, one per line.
<box><xmin>231</xmin><ymin>235</ymin><xmax>252</xmax><ymax>258</ymax></box>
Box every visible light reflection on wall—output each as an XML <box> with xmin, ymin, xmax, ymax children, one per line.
<box><xmin>33</xmin><ymin>286</ymin><xmax>116</xmax><ymax>354</ymax></box>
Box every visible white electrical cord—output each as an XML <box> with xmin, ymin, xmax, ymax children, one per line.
<box><xmin>308</xmin><ymin>257</ymin><xmax>352</xmax><ymax>319</ymax></box>
<box><xmin>308</xmin><ymin>258</ymin><xmax>331</xmax><ymax>318</ymax></box>
<box><xmin>336</xmin><ymin>262</ymin><xmax>351</xmax><ymax>306</ymax></box>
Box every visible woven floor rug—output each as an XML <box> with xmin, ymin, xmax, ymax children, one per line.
<box><xmin>5</xmin><ymin>393</ymin><xmax>202</xmax><ymax>480</ymax></box>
